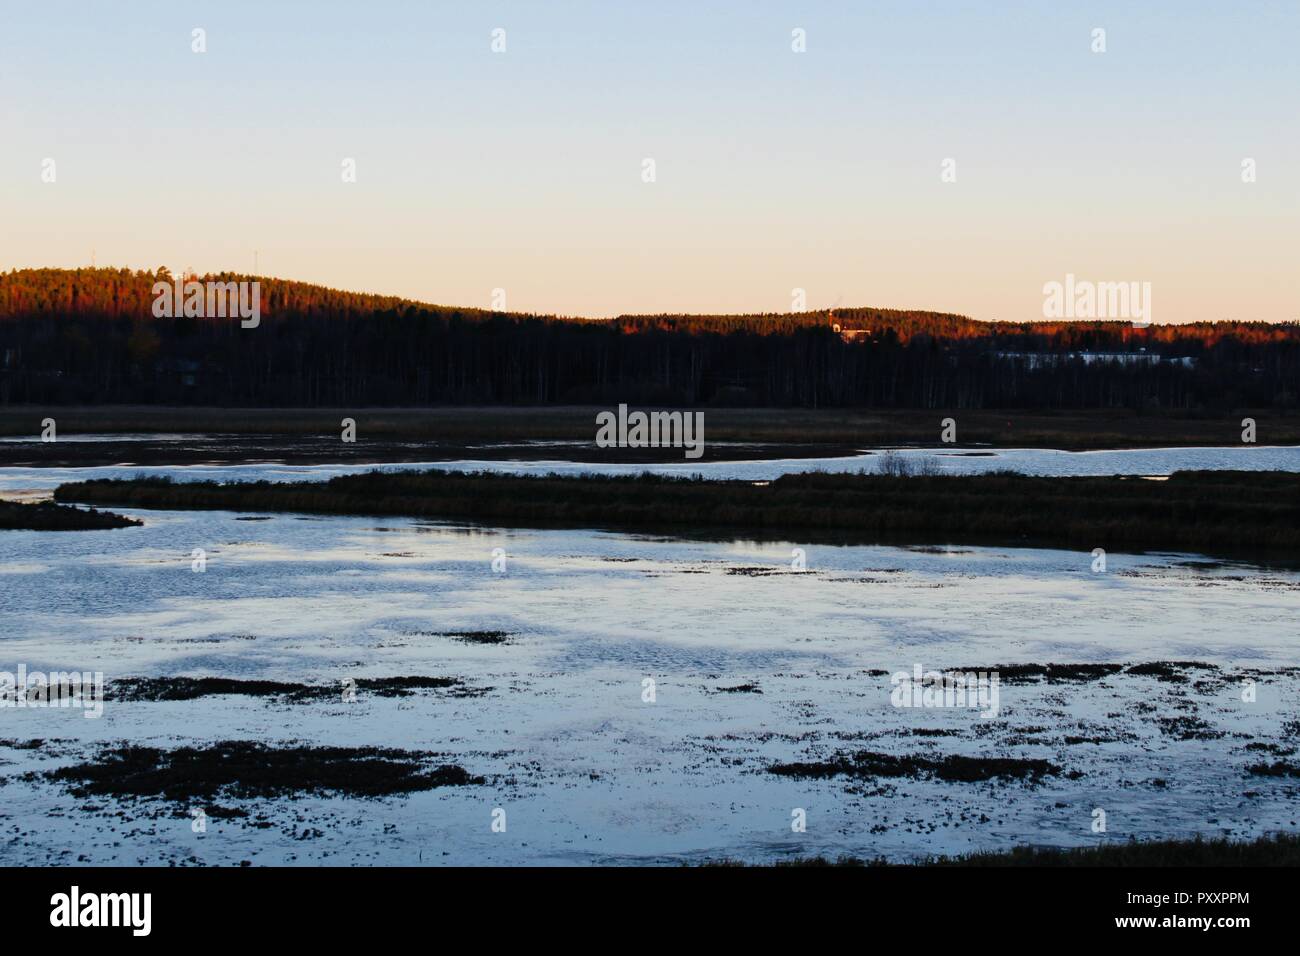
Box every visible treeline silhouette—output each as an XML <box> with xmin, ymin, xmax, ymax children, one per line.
<box><xmin>55</xmin><ymin>469</ymin><xmax>1300</xmax><ymax>557</ymax></box>
<box><xmin>4</xmin><ymin>268</ymin><xmax>1298</xmax><ymax>409</ymax></box>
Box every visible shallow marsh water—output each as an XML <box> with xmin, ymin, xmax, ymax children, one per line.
<box><xmin>1</xmin><ymin>491</ymin><xmax>1297</xmax><ymax>865</ymax></box>
<box><xmin>3</xmin><ymin>444</ymin><xmax>1300</xmax><ymax>494</ymax></box>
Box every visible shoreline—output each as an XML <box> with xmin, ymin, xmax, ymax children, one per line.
<box><xmin>702</xmin><ymin>833</ymin><xmax>1300</xmax><ymax>867</ymax></box>
<box><xmin>6</xmin><ymin>486</ymin><xmax>1297</xmax><ymax>869</ymax></box>
<box><xmin>0</xmin><ymin>499</ymin><xmax>141</xmax><ymax>530</ymax></box>
<box><xmin>52</xmin><ymin>468</ymin><xmax>1300</xmax><ymax>560</ymax></box>
<box><xmin>3</xmin><ymin>405</ymin><xmax>1297</xmax><ymax>456</ymax></box>
<box><xmin>0</xmin><ymin>436</ymin><xmax>858</xmax><ymax>469</ymax></box>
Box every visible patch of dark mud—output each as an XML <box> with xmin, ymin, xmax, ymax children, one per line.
<box><xmin>358</xmin><ymin>676</ymin><xmax>487</xmax><ymax>697</ymax></box>
<box><xmin>109</xmin><ymin>677</ymin><xmax>317</xmax><ymax>702</ymax></box>
<box><xmin>1244</xmin><ymin>742</ymin><xmax>1297</xmax><ymax>756</ymax></box>
<box><xmin>437</xmin><ymin>631</ymin><xmax>512</xmax><ymax>645</ymax></box>
<box><xmin>1157</xmin><ymin>716</ymin><xmax>1225</xmax><ymax>740</ymax></box>
<box><xmin>715</xmin><ymin>683</ymin><xmax>762</xmax><ymax>694</ymax></box>
<box><xmin>107</xmin><ymin>675</ymin><xmax>481</xmax><ymax>702</ymax></box>
<box><xmin>1003</xmin><ymin>732</ymin><xmax>1055</xmax><ymax>747</ymax></box>
<box><xmin>42</xmin><ymin>741</ymin><xmax>485</xmax><ymax>801</ymax></box>
<box><xmin>972</xmin><ymin>661</ymin><xmax>1222</xmax><ymax>686</ymax></box>
<box><xmin>726</xmin><ymin>566</ymin><xmax>785</xmax><ymax>576</ymax></box>
<box><xmin>1126</xmin><ymin>661</ymin><xmax>1218</xmax><ymax>683</ymax></box>
<box><xmin>1063</xmin><ymin>735</ymin><xmax>1129</xmax><ymax>745</ymax></box>
<box><xmin>405</xmin><ymin>629</ymin><xmax>514</xmax><ymax>645</ymax></box>
<box><xmin>986</xmin><ymin>663</ymin><xmax>1124</xmax><ymax>685</ymax></box>
<box><xmin>770</xmin><ymin>750</ymin><xmax>1063</xmax><ymax>784</ymax></box>
<box><xmin>1246</xmin><ymin>762</ymin><xmax>1300</xmax><ymax>778</ymax></box>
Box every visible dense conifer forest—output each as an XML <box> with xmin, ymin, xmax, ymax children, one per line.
<box><xmin>2</xmin><ymin>268</ymin><xmax>1297</xmax><ymax>409</ymax></box>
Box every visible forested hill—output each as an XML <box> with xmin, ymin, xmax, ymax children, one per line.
<box><xmin>1</xmin><ymin>267</ymin><xmax>1297</xmax><ymax>409</ymax></box>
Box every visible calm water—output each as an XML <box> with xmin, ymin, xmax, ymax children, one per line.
<box><xmin>2</xmin><ymin>444</ymin><xmax>1299</xmax><ymax>494</ymax></box>
<box><xmin>2</xmin><ymin>497</ymin><xmax>1297</xmax><ymax>865</ymax></box>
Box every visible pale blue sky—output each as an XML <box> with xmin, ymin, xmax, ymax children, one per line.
<box><xmin>2</xmin><ymin>1</ymin><xmax>1296</xmax><ymax>321</ymax></box>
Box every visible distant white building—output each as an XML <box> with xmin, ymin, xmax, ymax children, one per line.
<box><xmin>831</xmin><ymin>322</ymin><xmax>870</xmax><ymax>343</ymax></box>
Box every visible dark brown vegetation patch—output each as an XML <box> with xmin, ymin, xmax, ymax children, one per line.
<box><xmin>107</xmin><ymin>675</ymin><xmax>474</xmax><ymax>702</ymax></box>
<box><xmin>0</xmin><ymin>500</ymin><xmax>140</xmax><ymax>531</ymax></box>
<box><xmin>701</xmin><ymin>833</ymin><xmax>1300</xmax><ymax>867</ymax></box>
<box><xmin>769</xmin><ymin>750</ymin><xmax>1063</xmax><ymax>784</ymax></box>
<box><xmin>1157</xmin><ymin>716</ymin><xmax>1224</xmax><ymax>741</ymax></box>
<box><xmin>43</xmin><ymin>741</ymin><xmax>484</xmax><ymax>801</ymax></box>
<box><xmin>436</xmin><ymin>631</ymin><xmax>513</xmax><ymax>645</ymax></box>
<box><xmin>55</xmin><ymin>469</ymin><xmax>1300</xmax><ymax>558</ymax></box>
<box><xmin>1126</xmin><ymin>661</ymin><xmax>1218</xmax><ymax>682</ymax></box>
<box><xmin>1247</xmin><ymin>761</ymin><xmax>1300</xmax><ymax>778</ymax></box>
<box><xmin>990</xmin><ymin>663</ymin><xmax>1125</xmax><ymax>685</ymax></box>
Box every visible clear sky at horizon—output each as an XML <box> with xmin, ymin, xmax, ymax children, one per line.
<box><xmin>2</xmin><ymin>1</ymin><xmax>1296</xmax><ymax>322</ymax></box>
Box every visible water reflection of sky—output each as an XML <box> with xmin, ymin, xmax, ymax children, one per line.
<box><xmin>3</xmin><ymin>444</ymin><xmax>1300</xmax><ymax>493</ymax></box>
<box><xmin>2</xmin><ymin>503</ymin><xmax>1298</xmax><ymax>865</ymax></box>
<box><xmin>4</xmin><ymin>507</ymin><xmax>1297</xmax><ymax>674</ymax></box>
